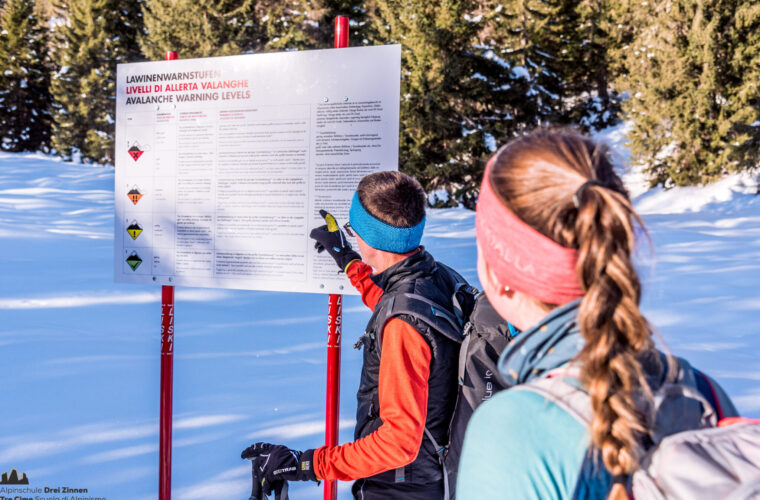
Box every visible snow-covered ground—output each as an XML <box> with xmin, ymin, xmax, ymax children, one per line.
<box><xmin>1</xmin><ymin>138</ymin><xmax>758</xmax><ymax>499</ymax></box>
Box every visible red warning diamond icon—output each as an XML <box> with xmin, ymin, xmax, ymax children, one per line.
<box><xmin>128</xmin><ymin>147</ymin><xmax>144</xmax><ymax>162</ymax></box>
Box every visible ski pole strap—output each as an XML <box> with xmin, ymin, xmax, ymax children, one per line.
<box><xmin>424</xmin><ymin>427</ymin><xmax>450</xmax><ymax>500</ymax></box>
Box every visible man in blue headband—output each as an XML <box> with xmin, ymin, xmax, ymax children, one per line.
<box><xmin>242</xmin><ymin>171</ymin><xmax>472</xmax><ymax>499</ymax></box>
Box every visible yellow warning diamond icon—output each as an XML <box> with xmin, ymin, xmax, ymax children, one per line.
<box><xmin>127</xmin><ymin>221</ymin><xmax>143</xmax><ymax>240</ymax></box>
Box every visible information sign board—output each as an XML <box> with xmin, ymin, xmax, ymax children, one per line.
<box><xmin>114</xmin><ymin>45</ymin><xmax>401</xmax><ymax>294</ymax></box>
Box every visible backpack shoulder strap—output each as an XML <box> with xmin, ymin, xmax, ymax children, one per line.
<box><xmin>370</xmin><ymin>262</ymin><xmax>477</xmax><ymax>350</ymax></box>
<box><xmin>435</xmin><ymin>262</ymin><xmax>479</xmax><ymax>325</ymax></box>
<box><xmin>652</xmin><ymin>356</ymin><xmax>718</xmax><ymax>436</ymax></box>
<box><xmin>423</xmin><ymin>427</ymin><xmax>450</xmax><ymax>500</ymax></box>
<box><xmin>467</xmin><ymin>292</ymin><xmax>518</xmax><ymax>342</ymax></box>
<box><xmin>514</xmin><ymin>359</ymin><xmax>719</xmax><ymax>433</ymax></box>
<box><xmin>511</xmin><ymin>375</ymin><xmax>593</xmax><ymax>426</ymax></box>
<box><xmin>368</xmin><ymin>292</ymin><xmax>465</xmax><ymax>357</ymax></box>
<box><xmin>382</xmin><ymin>292</ymin><xmax>466</xmax><ymax>346</ymax></box>
<box><xmin>693</xmin><ymin>370</ymin><xmax>723</xmax><ymax>419</ymax></box>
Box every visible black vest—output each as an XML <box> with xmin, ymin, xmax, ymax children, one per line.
<box><xmin>353</xmin><ymin>249</ymin><xmax>466</xmax><ymax>486</ymax></box>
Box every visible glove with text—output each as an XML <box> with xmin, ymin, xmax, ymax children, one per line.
<box><xmin>242</xmin><ymin>442</ymin><xmax>318</xmax><ymax>500</ymax></box>
<box><xmin>309</xmin><ymin>210</ymin><xmax>361</xmax><ymax>272</ymax></box>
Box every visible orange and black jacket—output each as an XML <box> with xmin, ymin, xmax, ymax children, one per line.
<box><xmin>313</xmin><ymin>249</ymin><xmax>462</xmax><ymax>487</ymax></box>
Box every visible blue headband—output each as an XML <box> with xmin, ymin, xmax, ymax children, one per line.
<box><xmin>349</xmin><ymin>191</ymin><xmax>425</xmax><ymax>253</ymax></box>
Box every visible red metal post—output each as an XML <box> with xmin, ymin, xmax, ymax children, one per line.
<box><xmin>324</xmin><ymin>16</ymin><xmax>349</xmax><ymax>500</ymax></box>
<box><xmin>160</xmin><ymin>285</ymin><xmax>174</xmax><ymax>500</ymax></box>
<box><xmin>334</xmin><ymin>16</ymin><xmax>349</xmax><ymax>49</ymax></box>
<box><xmin>159</xmin><ymin>49</ymin><xmax>178</xmax><ymax>500</ymax></box>
<box><xmin>325</xmin><ymin>294</ymin><xmax>343</xmax><ymax>500</ymax></box>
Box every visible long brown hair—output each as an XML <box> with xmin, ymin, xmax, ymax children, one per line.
<box><xmin>489</xmin><ymin>129</ymin><xmax>655</xmax><ymax>499</ymax></box>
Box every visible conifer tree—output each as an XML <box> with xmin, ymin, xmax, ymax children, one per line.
<box><xmin>50</xmin><ymin>0</ymin><xmax>143</xmax><ymax>163</ymax></box>
<box><xmin>249</xmin><ymin>0</ymin><xmax>374</xmax><ymax>52</ymax></box>
<box><xmin>257</xmin><ymin>0</ymin><xmax>323</xmax><ymax>51</ymax></box>
<box><xmin>482</xmin><ymin>0</ymin><xmax>625</xmax><ymax>131</ymax></box>
<box><xmin>567</xmin><ymin>0</ymin><xmax>623</xmax><ymax>130</ymax></box>
<box><xmin>0</xmin><ymin>0</ymin><xmax>52</xmax><ymax>152</ymax></box>
<box><xmin>51</xmin><ymin>0</ymin><xmax>115</xmax><ymax>163</ymax></box>
<box><xmin>371</xmin><ymin>0</ymin><xmax>530</xmax><ymax>206</ymax></box>
<box><xmin>483</xmin><ymin>0</ymin><xmax>570</xmax><ymax>125</ymax></box>
<box><xmin>622</xmin><ymin>0</ymin><xmax>760</xmax><ymax>186</ymax></box>
<box><xmin>140</xmin><ymin>0</ymin><xmax>263</xmax><ymax>58</ymax></box>
<box><xmin>112</xmin><ymin>0</ymin><xmax>144</xmax><ymax>61</ymax></box>
<box><xmin>725</xmin><ymin>1</ymin><xmax>760</xmax><ymax>172</ymax></box>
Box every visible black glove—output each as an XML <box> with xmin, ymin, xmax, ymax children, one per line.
<box><xmin>309</xmin><ymin>210</ymin><xmax>361</xmax><ymax>272</ymax></box>
<box><xmin>249</xmin><ymin>473</ymin><xmax>288</xmax><ymax>500</ymax></box>
<box><xmin>242</xmin><ymin>442</ymin><xmax>318</xmax><ymax>500</ymax></box>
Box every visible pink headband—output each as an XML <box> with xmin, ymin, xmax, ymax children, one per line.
<box><xmin>475</xmin><ymin>158</ymin><xmax>584</xmax><ymax>305</ymax></box>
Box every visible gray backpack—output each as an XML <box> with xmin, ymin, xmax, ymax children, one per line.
<box><xmin>514</xmin><ymin>358</ymin><xmax>760</xmax><ymax>499</ymax></box>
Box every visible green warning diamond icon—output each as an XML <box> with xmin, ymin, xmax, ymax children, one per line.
<box><xmin>126</xmin><ymin>252</ymin><xmax>142</xmax><ymax>271</ymax></box>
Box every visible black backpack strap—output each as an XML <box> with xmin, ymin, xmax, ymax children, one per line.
<box><xmin>693</xmin><ymin>369</ymin><xmax>725</xmax><ymax>420</ymax></box>
<box><xmin>424</xmin><ymin>426</ymin><xmax>450</xmax><ymax>500</ymax></box>
<box><xmin>435</xmin><ymin>262</ymin><xmax>478</xmax><ymax>325</ymax></box>
<box><xmin>458</xmin><ymin>327</ymin><xmax>473</xmax><ymax>386</ymax></box>
<box><xmin>370</xmin><ymin>292</ymin><xmax>466</xmax><ymax>356</ymax></box>
<box><xmin>398</xmin><ymin>292</ymin><xmax>464</xmax><ymax>340</ymax></box>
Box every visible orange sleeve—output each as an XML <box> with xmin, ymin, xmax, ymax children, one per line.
<box><xmin>313</xmin><ymin>318</ymin><xmax>431</xmax><ymax>481</ymax></box>
<box><xmin>346</xmin><ymin>260</ymin><xmax>384</xmax><ymax>311</ymax></box>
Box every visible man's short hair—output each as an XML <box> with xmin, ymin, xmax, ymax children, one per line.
<box><xmin>357</xmin><ymin>171</ymin><xmax>426</xmax><ymax>228</ymax></box>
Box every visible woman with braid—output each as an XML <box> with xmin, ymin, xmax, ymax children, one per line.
<box><xmin>456</xmin><ymin>129</ymin><xmax>737</xmax><ymax>499</ymax></box>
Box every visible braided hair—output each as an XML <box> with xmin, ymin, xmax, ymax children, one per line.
<box><xmin>489</xmin><ymin>129</ymin><xmax>657</xmax><ymax>499</ymax></box>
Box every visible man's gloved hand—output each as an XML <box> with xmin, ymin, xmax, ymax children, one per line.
<box><xmin>249</xmin><ymin>473</ymin><xmax>287</xmax><ymax>500</ymax></box>
<box><xmin>242</xmin><ymin>442</ymin><xmax>318</xmax><ymax>500</ymax></box>
<box><xmin>309</xmin><ymin>210</ymin><xmax>361</xmax><ymax>272</ymax></box>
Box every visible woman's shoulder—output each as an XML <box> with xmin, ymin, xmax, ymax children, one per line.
<box><xmin>469</xmin><ymin>381</ymin><xmax>588</xmax><ymax>438</ymax></box>
<box><xmin>458</xmin><ymin>384</ymin><xmax>597</xmax><ymax>500</ymax></box>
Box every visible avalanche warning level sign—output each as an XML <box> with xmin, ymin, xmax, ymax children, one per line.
<box><xmin>126</xmin><ymin>221</ymin><xmax>143</xmax><ymax>240</ymax></box>
<box><xmin>126</xmin><ymin>252</ymin><xmax>142</xmax><ymax>271</ymax></box>
<box><xmin>127</xmin><ymin>186</ymin><xmax>142</xmax><ymax>205</ymax></box>
<box><xmin>115</xmin><ymin>45</ymin><xmax>401</xmax><ymax>294</ymax></box>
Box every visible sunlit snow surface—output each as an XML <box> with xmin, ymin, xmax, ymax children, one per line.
<box><xmin>1</xmin><ymin>141</ymin><xmax>758</xmax><ymax>499</ymax></box>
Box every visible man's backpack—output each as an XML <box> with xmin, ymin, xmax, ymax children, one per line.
<box><xmin>513</xmin><ymin>358</ymin><xmax>760</xmax><ymax>499</ymax></box>
<box><xmin>443</xmin><ymin>293</ymin><xmax>518</xmax><ymax>498</ymax></box>
<box><xmin>370</xmin><ymin>282</ymin><xmax>517</xmax><ymax>499</ymax></box>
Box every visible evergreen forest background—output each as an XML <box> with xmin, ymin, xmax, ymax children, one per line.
<box><xmin>1</xmin><ymin>0</ymin><xmax>759</xmax><ymax>205</ymax></box>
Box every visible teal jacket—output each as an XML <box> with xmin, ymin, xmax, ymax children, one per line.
<box><xmin>456</xmin><ymin>300</ymin><xmax>737</xmax><ymax>499</ymax></box>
